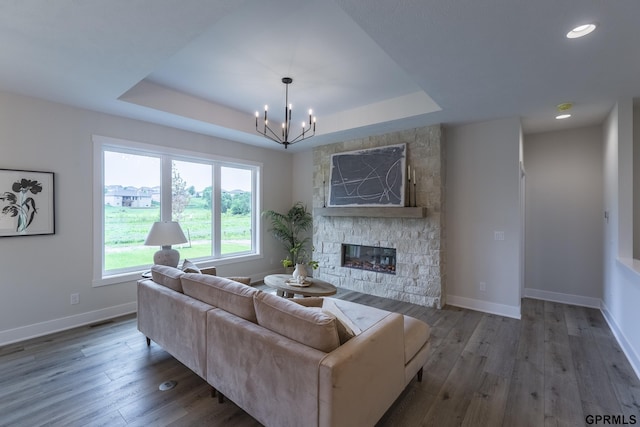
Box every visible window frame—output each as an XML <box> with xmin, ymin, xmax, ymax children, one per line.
<box><xmin>92</xmin><ymin>135</ymin><xmax>262</xmax><ymax>286</ymax></box>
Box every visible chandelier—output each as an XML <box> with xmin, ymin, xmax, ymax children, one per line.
<box><xmin>255</xmin><ymin>77</ymin><xmax>316</xmax><ymax>149</ymax></box>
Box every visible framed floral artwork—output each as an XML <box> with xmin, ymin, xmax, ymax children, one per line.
<box><xmin>0</xmin><ymin>169</ymin><xmax>54</xmax><ymax>237</ymax></box>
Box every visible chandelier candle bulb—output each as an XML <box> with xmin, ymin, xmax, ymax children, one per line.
<box><xmin>413</xmin><ymin>170</ymin><xmax>417</xmax><ymax>207</ymax></box>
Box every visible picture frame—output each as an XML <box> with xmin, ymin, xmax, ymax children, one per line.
<box><xmin>328</xmin><ymin>143</ymin><xmax>406</xmax><ymax>207</ymax></box>
<box><xmin>0</xmin><ymin>168</ymin><xmax>55</xmax><ymax>237</ymax></box>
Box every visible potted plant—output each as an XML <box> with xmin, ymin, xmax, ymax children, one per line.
<box><xmin>263</xmin><ymin>202</ymin><xmax>318</xmax><ymax>273</ymax></box>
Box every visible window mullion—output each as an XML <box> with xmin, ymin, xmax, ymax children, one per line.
<box><xmin>161</xmin><ymin>155</ymin><xmax>173</xmax><ymax>221</ymax></box>
<box><xmin>251</xmin><ymin>169</ymin><xmax>258</xmax><ymax>253</ymax></box>
<box><xmin>213</xmin><ymin>164</ymin><xmax>221</xmax><ymax>257</ymax></box>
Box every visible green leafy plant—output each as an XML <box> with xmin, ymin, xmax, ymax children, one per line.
<box><xmin>282</xmin><ymin>258</ymin><xmax>294</xmax><ymax>268</ymax></box>
<box><xmin>0</xmin><ymin>178</ymin><xmax>42</xmax><ymax>232</ymax></box>
<box><xmin>262</xmin><ymin>202</ymin><xmax>316</xmax><ymax>267</ymax></box>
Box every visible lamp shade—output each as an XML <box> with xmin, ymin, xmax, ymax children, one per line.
<box><xmin>144</xmin><ymin>221</ymin><xmax>187</xmax><ymax>247</ymax></box>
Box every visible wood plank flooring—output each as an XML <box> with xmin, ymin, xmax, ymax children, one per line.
<box><xmin>1</xmin><ymin>289</ymin><xmax>639</xmax><ymax>426</ymax></box>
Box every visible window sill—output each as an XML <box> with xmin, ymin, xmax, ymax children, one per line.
<box><xmin>93</xmin><ymin>271</ymin><xmax>144</xmax><ymax>287</ymax></box>
<box><xmin>617</xmin><ymin>257</ymin><xmax>640</xmax><ymax>278</ymax></box>
<box><xmin>93</xmin><ymin>253</ymin><xmax>263</xmax><ymax>287</ymax></box>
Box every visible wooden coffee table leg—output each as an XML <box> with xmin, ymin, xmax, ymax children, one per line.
<box><xmin>276</xmin><ymin>290</ymin><xmax>285</xmax><ymax>297</ymax></box>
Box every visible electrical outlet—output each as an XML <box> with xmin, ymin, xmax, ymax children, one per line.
<box><xmin>494</xmin><ymin>231</ymin><xmax>505</xmax><ymax>241</ymax></box>
<box><xmin>479</xmin><ymin>282</ymin><xmax>486</xmax><ymax>292</ymax></box>
<box><xmin>70</xmin><ymin>293</ymin><xmax>79</xmax><ymax>305</ymax></box>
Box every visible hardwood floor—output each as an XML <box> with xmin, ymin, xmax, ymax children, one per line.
<box><xmin>1</xmin><ymin>289</ymin><xmax>639</xmax><ymax>426</ymax></box>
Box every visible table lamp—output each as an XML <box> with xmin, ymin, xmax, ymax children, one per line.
<box><xmin>144</xmin><ymin>221</ymin><xmax>188</xmax><ymax>267</ymax></box>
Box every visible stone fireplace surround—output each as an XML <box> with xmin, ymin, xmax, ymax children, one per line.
<box><xmin>312</xmin><ymin>125</ymin><xmax>445</xmax><ymax>308</ymax></box>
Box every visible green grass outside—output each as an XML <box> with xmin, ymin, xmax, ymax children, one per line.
<box><xmin>104</xmin><ymin>200</ymin><xmax>252</xmax><ymax>271</ymax></box>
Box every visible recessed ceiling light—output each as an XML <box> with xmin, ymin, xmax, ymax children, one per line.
<box><xmin>567</xmin><ymin>24</ymin><xmax>596</xmax><ymax>39</ymax></box>
<box><xmin>555</xmin><ymin>102</ymin><xmax>572</xmax><ymax>119</ymax></box>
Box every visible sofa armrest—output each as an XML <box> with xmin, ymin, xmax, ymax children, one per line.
<box><xmin>206</xmin><ymin>308</ymin><xmax>325</xmax><ymax>427</ymax></box>
<box><xmin>137</xmin><ymin>279</ymin><xmax>213</xmax><ymax>379</ymax></box>
<box><xmin>318</xmin><ymin>312</ymin><xmax>405</xmax><ymax>427</ymax></box>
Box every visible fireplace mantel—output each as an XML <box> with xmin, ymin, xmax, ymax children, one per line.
<box><xmin>314</xmin><ymin>206</ymin><xmax>426</xmax><ymax>218</ymax></box>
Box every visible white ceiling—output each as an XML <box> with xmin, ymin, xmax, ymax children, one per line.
<box><xmin>1</xmin><ymin>0</ymin><xmax>639</xmax><ymax>152</ymax></box>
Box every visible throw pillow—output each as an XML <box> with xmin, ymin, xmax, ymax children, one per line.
<box><xmin>322</xmin><ymin>299</ymin><xmax>360</xmax><ymax>344</ymax></box>
<box><xmin>182</xmin><ymin>259</ymin><xmax>201</xmax><ymax>274</ymax></box>
<box><xmin>291</xmin><ymin>297</ymin><xmax>324</xmax><ymax>308</ymax></box>
<box><xmin>226</xmin><ymin>276</ymin><xmax>251</xmax><ymax>285</ymax></box>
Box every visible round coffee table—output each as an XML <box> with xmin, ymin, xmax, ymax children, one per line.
<box><xmin>263</xmin><ymin>274</ymin><xmax>337</xmax><ymax>298</ymax></box>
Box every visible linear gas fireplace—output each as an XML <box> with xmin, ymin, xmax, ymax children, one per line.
<box><xmin>341</xmin><ymin>244</ymin><xmax>396</xmax><ymax>274</ymax></box>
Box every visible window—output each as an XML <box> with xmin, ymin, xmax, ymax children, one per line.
<box><xmin>93</xmin><ymin>136</ymin><xmax>260</xmax><ymax>284</ymax></box>
<box><xmin>220</xmin><ymin>166</ymin><xmax>254</xmax><ymax>255</ymax></box>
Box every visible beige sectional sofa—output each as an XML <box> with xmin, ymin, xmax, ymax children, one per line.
<box><xmin>137</xmin><ymin>265</ymin><xmax>431</xmax><ymax>427</ymax></box>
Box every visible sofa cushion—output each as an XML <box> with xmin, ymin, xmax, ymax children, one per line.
<box><xmin>254</xmin><ymin>292</ymin><xmax>340</xmax><ymax>353</ymax></box>
<box><xmin>181</xmin><ymin>259</ymin><xmax>201</xmax><ymax>273</ymax></box>
<box><xmin>324</xmin><ymin>298</ymin><xmax>390</xmax><ymax>332</ymax></box>
<box><xmin>181</xmin><ymin>273</ymin><xmax>259</xmax><ymax>323</ymax></box>
<box><xmin>403</xmin><ymin>316</ymin><xmax>431</xmax><ymax>363</ymax></box>
<box><xmin>151</xmin><ymin>265</ymin><xmax>185</xmax><ymax>292</ymax></box>
<box><xmin>292</xmin><ymin>298</ymin><xmax>354</xmax><ymax>344</ymax></box>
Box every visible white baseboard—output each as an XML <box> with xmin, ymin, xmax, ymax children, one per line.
<box><xmin>0</xmin><ymin>302</ymin><xmax>137</xmax><ymax>347</ymax></box>
<box><xmin>446</xmin><ymin>295</ymin><xmax>521</xmax><ymax>319</ymax></box>
<box><xmin>524</xmin><ymin>288</ymin><xmax>601</xmax><ymax>308</ymax></box>
<box><xmin>601</xmin><ymin>301</ymin><xmax>640</xmax><ymax>380</ymax></box>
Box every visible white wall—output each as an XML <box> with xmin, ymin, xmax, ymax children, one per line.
<box><xmin>523</xmin><ymin>127</ymin><xmax>603</xmax><ymax>306</ymax></box>
<box><xmin>0</xmin><ymin>90</ymin><xmax>292</xmax><ymax>345</ymax></box>
<box><xmin>445</xmin><ymin>118</ymin><xmax>522</xmax><ymax>318</ymax></box>
<box><xmin>602</xmin><ymin>99</ymin><xmax>640</xmax><ymax>378</ymax></box>
<box><xmin>291</xmin><ymin>150</ymin><xmax>314</xmax><ymax>209</ymax></box>
<box><xmin>634</xmin><ymin>102</ymin><xmax>640</xmax><ymax>258</ymax></box>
